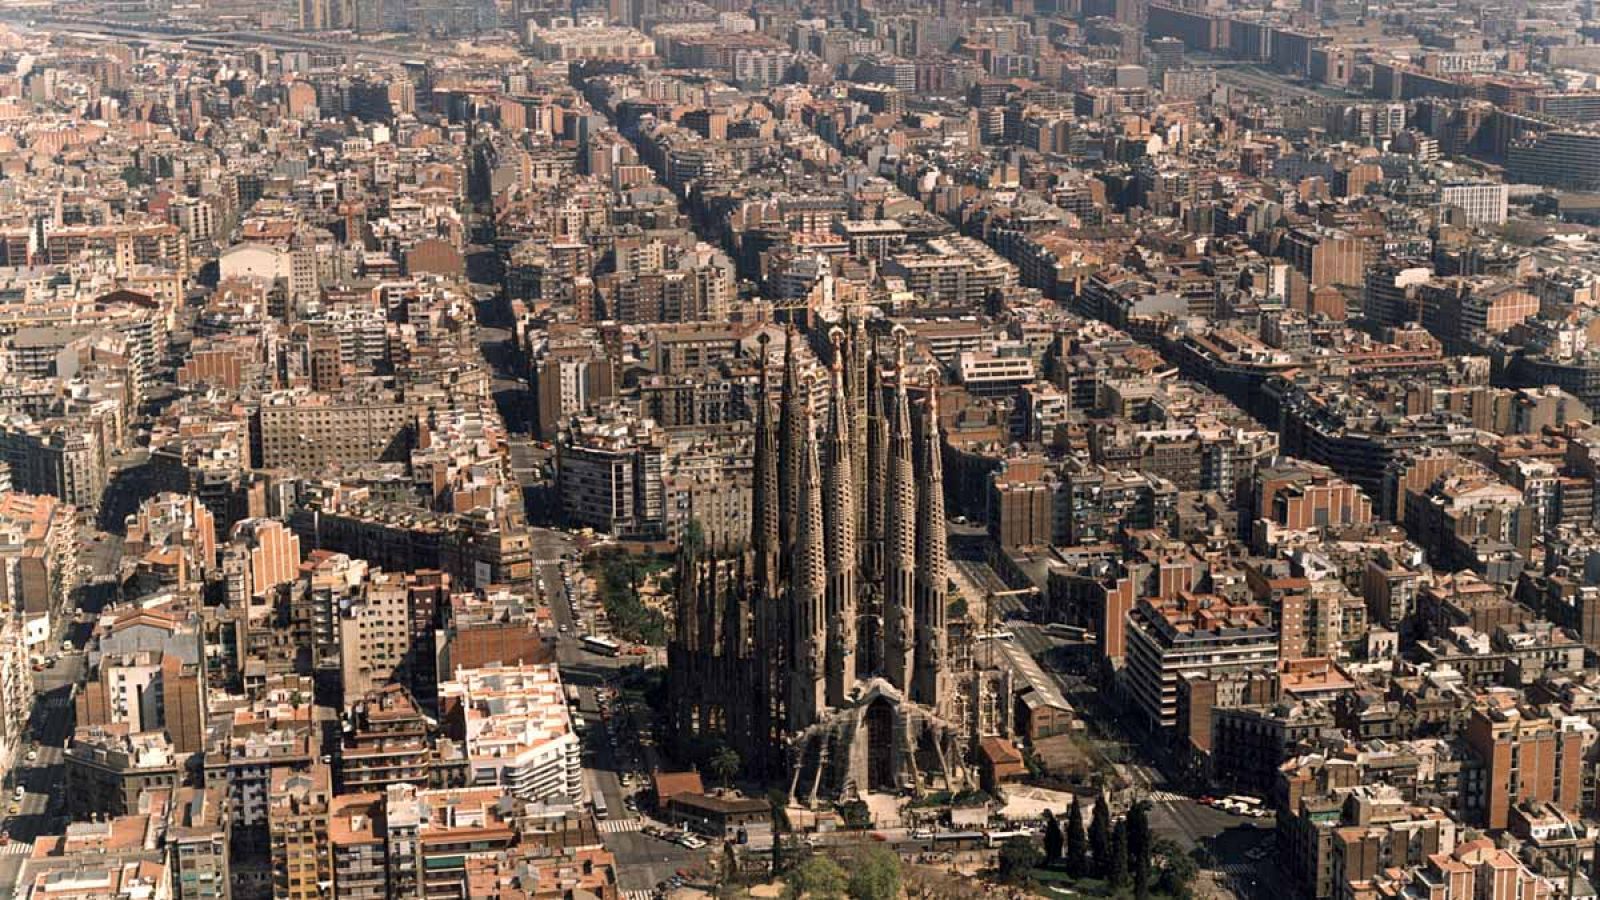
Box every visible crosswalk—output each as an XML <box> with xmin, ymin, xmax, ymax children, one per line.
<box><xmin>532</xmin><ymin>559</ymin><xmax>567</xmax><ymax>567</ymax></box>
<box><xmin>1213</xmin><ymin>863</ymin><xmax>1258</xmax><ymax>877</ymax></box>
<box><xmin>598</xmin><ymin>818</ymin><xmax>644</xmax><ymax>834</ymax></box>
<box><xmin>0</xmin><ymin>841</ymin><xmax>32</xmax><ymax>857</ymax></box>
<box><xmin>1145</xmin><ymin>790</ymin><xmax>1187</xmax><ymax>803</ymax></box>
<box><xmin>622</xmin><ymin>890</ymin><xmax>654</xmax><ymax>900</ymax></box>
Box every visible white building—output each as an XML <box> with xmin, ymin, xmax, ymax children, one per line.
<box><xmin>439</xmin><ymin>663</ymin><xmax>583</xmax><ymax>804</ymax></box>
<box><xmin>1439</xmin><ymin>180</ymin><xmax>1509</xmax><ymax>227</ymax></box>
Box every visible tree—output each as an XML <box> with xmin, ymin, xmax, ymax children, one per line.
<box><xmin>769</xmin><ymin>790</ymin><xmax>791</xmax><ymax>876</ymax></box>
<box><xmin>1043</xmin><ymin>810</ymin><xmax>1063</xmax><ymax>864</ymax></box>
<box><xmin>783</xmin><ymin>856</ymin><xmax>848</xmax><ymax>900</ymax></box>
<box><xmin>722</xmin><ymin>841</ymin><xmax>740</xmax><ymax>888</ymax></box>
<box><xmin>1156</xmin><ymin>839</ymin><xmax>1199</xmax><ymax>900</ymax></box>
<box><xmin>1089</xmin><ymin>795</ymin><xmax>1112</xmax><ymax>878</ymax></box>
<box><xmin>1128</xmin><ymin>801</ymin><xmax>1152</xmax><ymax>899</ymax></box>
<box><xmin>684</xmin><ymin>519</ymin><xmax>706</xmax><ymax>551</ymax></box>
<box><xmin>1065</xmin><ymin>801</ymin><xmax>1088</xmax><ymax>877</ymax></box>
<box><xmin>1108</xmin><ymin>819</ymin><xmax>1130</xmax><ymax>889</ymax></box>
<box><xmin>709</xmin><ymin>745</ymin><xmax>741</xmax><ymax>788</ymax></box>
<box><xmin>846</xmin><ymin>847</ymin><xmax>902</xmax><ymax>900</ymax></box>
<box><xmin>997</xmin><ymin>835</ymin><xmax>1043</xmax><ymax>885</ymax></box>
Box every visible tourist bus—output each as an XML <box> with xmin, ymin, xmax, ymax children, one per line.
<box><xmin>582</xmin><ymin>635</ymin><xmax>621</xmax><ymax>657</ymax></box>
<box><xmin>932</xmin><ymin>831</ymin><xmax>986</xmax><ymax>851</ymax></box>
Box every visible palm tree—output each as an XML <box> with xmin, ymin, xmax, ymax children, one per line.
<box><xmin>709</xmin><ymin>745</ymin><xmax>741</xmax><ymax>788</ymax></box>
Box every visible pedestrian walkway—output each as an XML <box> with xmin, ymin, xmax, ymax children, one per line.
<box><xmin>622</xmin><ymin>890</ymin><xmax>654</xmax><ymax>900</ymax></box>
<box><xmin>1146</xmin><ymin>790</ymin><xmax>1187</xmax><ymax>803</ymax></box>
<box><xmin>0</xmin><ymin>841</ymin><xmax>31</xmax><ymax>857</ymax></box>
<box><xmin>1212</xmin><ymin>862</ymin><xmax>1257</xmax><ymax>877</ymax></box>
<box><xmin>598</xmin><ymin>818</ymin><xmax>644</xmax><ymax>834</ymax></box>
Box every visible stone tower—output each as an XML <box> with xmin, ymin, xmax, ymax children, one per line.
<box><xmin>823</xmin><ymin>330</ymin><xmax>858</xmax><ymax>708</ymax></box>
<box><xmin>882</xmin><ymin>331</ymin><xmax>916</xmax><ymax>694</ymax></box>
<box><xmin>786</xmin><ymin>381</ymin><xmax>827</xmax><ymax>733</ymax></box>
<box><xmin>912</xmin><ymin>370</ymin><xmax>952</xmax><ymax>713</ymax></box>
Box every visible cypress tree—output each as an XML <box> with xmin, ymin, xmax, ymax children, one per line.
<box><xmin>1066</xmin><ymin>801</ymin><xmax>1088</xmax><ymax>877</ymax></box>
<box><xmin>1109</xmin><ymin>819</ymin><xmax>1130</xmax><ymax>889</ymax></box>
<box><xmin>1089</xmin><ymin>795</ymin><xmax>1112</xmax><ymax>878</ymax></box>
<box><xmin>1043</xmin><ymin>810</ymin><xmax>1064</xmax><ymax>864</ymax></box>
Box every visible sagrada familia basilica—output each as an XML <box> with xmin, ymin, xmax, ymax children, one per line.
<box><xmin>668</xmin><ymin>320</ymin><xmax>1015</xmax><ymax>809</ymax></box>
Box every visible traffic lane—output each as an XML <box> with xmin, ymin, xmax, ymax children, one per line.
<box><xmin>1149</xmin><ymin>796</ymin><xmax>1274</xmax><ymax>853</ymax></box>
<box><xmin>582</xmin><ymin>690</ymin><xmax>631</xmax><ymax>819</ymax></box>
<box><xmin>603</xmin><ymin>829</ymin><xmax>706</xmax><ymax>892</ymax></box>
<box><xmin>5</xmin><ymin>750</ymin><xmax>65</xmax><ymax>843</ymax></box>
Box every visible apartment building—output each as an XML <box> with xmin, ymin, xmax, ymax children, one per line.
<box><xmin>1124</xmin><ymin>593</ymin><xmax>1280</xmax><ymax>729</ymax></box>
<box><xmin>556</xmin><ymin>414</ymin><xmax>667</xmax><ymax>538</ymax></box>
<box><xmin>0</xmin><ymin>417</ymin><xmax>107</xmax><ymax>510</ymax></box>
<box><xmin>338</xmin><ymin>685</ymin><xmax>436</xmax><ymax>794</ymax></box>
<box><xmin>438</xmin><ymin>663</ymin><xmax>582</xmax><ymax>804</ymax></box>
<box><xmin>268</xmin><ymin>763</ymin><xmax>332</xmax><ymax>900</ymax></box>
<box><xmin>165</xmin><ymin>786</ymin><xmax>232</xmax><ymax>900</ymax></box>
<box><xmin>329</xmin><ymin>793</ymin><xmax>387</xmax><ymax>900</ymax></box>
<box><xmin>1463</xmin><ymin>699</ymin><xmax>1591</xmax><ymax>830</ymax></box>
<box><xmin>64</xmin><ymin>727</ymin><xmax>184</xmax><ymax>819</ymax></box>
<box><xmin>1438</xmin><ymin>181</ymin><xmax>1509</xmax><ymax>227</ymax></box>
<box><xmin>75</xmin><ymin>651</ymin><xmax>206</xmax><ymax>757</ymax></box>
<box><xmin>252</xmin><ymin>391</ymin><xmax>418</xmax><ymax>471</ymax></box>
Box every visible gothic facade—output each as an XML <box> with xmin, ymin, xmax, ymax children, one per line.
<box><xmin>668</xmin><ymin>321</ymin><xmax>1007</xmax><ymax>807</ymax></box>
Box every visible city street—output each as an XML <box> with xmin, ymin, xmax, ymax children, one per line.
<box><xmin>0</xmin><ymin>527</ymin><xmax>120</xmax><ymax>896</ymax></box>
<box><xmin>0</xmin><ymin>649</ymin><xmax>88</xmax><ymax>895</ymax></box>
<box><xmin>477</xmin><ymin>323</ymin><xmax>531</xmax><ymax>434</ymax></box>
<box><xmin>472</xmin><ymin>297</ymin><xmax>698</xmax><ymax>892</ymax></box>
<box><xmin>577</xmin><ymin>675</ymin><xmax>708</xmax><ymax>893</ymax></box>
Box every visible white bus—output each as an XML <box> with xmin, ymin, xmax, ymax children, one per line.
<box><xmin>1225</xmin><ymin>795</ymin><xmax>1267</xmax><ymax>816</ymax></box>
<box><xmin>582</xmin><ymin>635</ymin><xmax>621</xmax><ymax>657</ymax></box>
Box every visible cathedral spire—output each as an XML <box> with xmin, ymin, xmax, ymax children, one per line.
<box><xmin>751</xmin><ymin>331</ymin><xmax>783</xmax><ymax>762</ymax></box>
<box><xmin>823</xmin><ymin>329</ymin><xmax>858</xmax><ymax>708</ymax></box>
<box><xmin>912</xmin><ymin>366</ymin><xmax>951</xmax><ymax>712</ymax></box>
<box><xmin>846</xmin><ymin>312</ymin><xmax>869</xmax><ymax>542</ymax></box>
<box><xmin>752</xmin><ymin>333</ymin><xmax>780</xmax><ymax>601</ymax></box>
<box><xmin>787</xmin><ymin>377</ymin><xmax>827</xmax><ymax>732</ymax></box>
<box><xmin>777</xmin><ymin>324</ymin><xmax>802</xmax><ymax>561</ymax></box>
<box><xmin>861</xmin><ymin>332</ymin><xmax>888</xmax><ymax>676</ymax></box>
<box><xmin>882</xmin><ymin>328</ymin><xmax>916</xmax><ymax>694</ymax></box>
